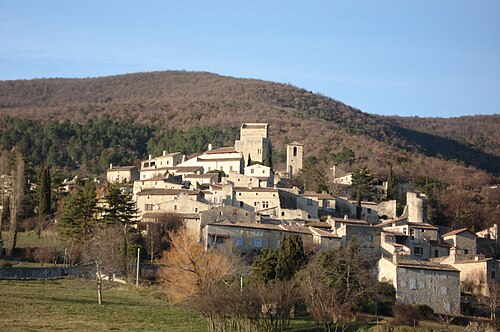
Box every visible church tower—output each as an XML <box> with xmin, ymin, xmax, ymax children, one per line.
<box><xmin>286</xmin><ymin>142</ymin><xmax>303</xmax><ymax>178</ymax></box>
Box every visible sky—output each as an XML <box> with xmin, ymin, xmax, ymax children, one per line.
<box><xmin>0</xmin><ymin>1</ymin><xmax>499</xmax><ymax>118</ymax></box>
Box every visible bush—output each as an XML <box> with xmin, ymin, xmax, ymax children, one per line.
<box><xmin>391</xmin><ymin>303</ymin><xmax>421</xmax><ymax>326</ymax></box>
<box><xmin>413</xmin><ymin>304</ymin><xmax>434</xmax><ymax>319</ymax></box>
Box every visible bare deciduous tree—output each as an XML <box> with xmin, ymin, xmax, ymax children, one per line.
<box><xmin>158</xmin><ymin>228</ymin><xmax>234</xmax><ymax>304</ymax></box>
<box><xmin>84</xmin><ymin>224</ymin><xmax>126</xmax><ymax>305</ymax></box>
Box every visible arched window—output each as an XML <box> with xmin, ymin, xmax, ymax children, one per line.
<box><xmin>293</xmin><ymin>146</ymin><xmax>297</xmax><ymax>157</ymax></box>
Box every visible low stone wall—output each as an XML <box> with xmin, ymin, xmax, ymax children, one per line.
<box><xmin>0</xmin><ymin>265</ymin><xmax>93</xmax><ymax>280</ymax></box>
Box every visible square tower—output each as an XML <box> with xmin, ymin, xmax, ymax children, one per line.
<box><xmin>286</xmin><ymin>141</ymin><xmax>303</xmax><ymax>178</ymax></box>
<box><xmin>235</xmin><ymin>123</ymin><xmax>270</xmax><ymax>165</ymax></box>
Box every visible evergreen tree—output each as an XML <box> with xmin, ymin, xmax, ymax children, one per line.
<box><xmin>386</xmin><ymin>164</ymin><xmax>397</xmax><ymax>200</ymax></box>
<box><xmin>36</xmin><ymin>166</ymin><xmax>52</xmax><ymax>236</ymax></box>
<box><xmin>275</xmin><ymin>235</ymin><xmax>306</xmax><ymax>281</ymax></box>
<box><xmin>101</xmin><ymin>184</ymin><xmax>138</xmax><ymax>226</ymax></box>
<box><xmin>247</xmin><ymin>153</ymin><xmax>252</xmax><ymax>167</ymax></box>
<box><xmin>351</xmin><ymin>165</ymin><xmax>373</xmax><ymax>219</ymax></box>
<box><xmin>252</xmin><ymin>249</ymin><xmax>279</xmax><ymax>283</ymax></box>
<box><xmin>263</xmin><ymin>142</ymin><xmax>273</xmax><ymax>169</ymax></box>
<box><xmin>58</xmin><ymin>182</ymin><xmax>98</xmax><ymax>242</ymax></box>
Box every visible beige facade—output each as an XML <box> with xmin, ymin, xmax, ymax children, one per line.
<box><xmin>133</xmin><ymin>175</ymin><xmax>184</xmax><ymax>196</ymax></box>
<box><xmin>234</xmin><ymin>123</ymin><xmax>269</xmax><ymax>165</ymax></box>
<box><xmin>286</xmin><ymin>141</ymin><xmax>303</xmax><ymax>178</ymax></box>
<box><xmin>201</xmin><ymin>220</ymin><xmax>313</xmax><ymax>252</ymax></box>
<box><xmin>244</xmin><ymin>164</ymin><xmax>273</xmax><ymax>187</ymax></box>
<box><xmin>407</xmin><ymin>192</ymin><xmax>428</xmax><ymax>223</ymax></box>
<box><xmin>135</xmin><ymin>188</ymin><xmax>202</xmax><ymax>218</ymax></box>
<box><xmin>334</xmin><ymin>197</ymin><xmax>380</xmax><ymax>223</ymax></box>
<box><xmin>184</xmin><ymin>173</ymin><xmax>219</xmax><ymax>188</ymax></box>
<box><xmin>178</xmin><ymin>147</ymin><xmax>243</xmax><ymax>174</ymax></box>
<box><xmin>140</xmin><ymin>152</ymin><xmax>184</xmax><ymax>180</ymax></box>
<box><xmin>232</xmin><ymin>187</ymin><xmax>280</xmax><ymax>213</ymax></box>
<box><xmin>106</xmin><ymin>165</ymin><xmax>138</xmax><ymax>184</ymax></box>
<box><xmin>309</xmin><ymin>226</ymin><xmax>342</xmax><ymax>251</ymax></box>
<box><xmin>227</xmin><ymin>172</ymin><xmax>261</xmax><ymax>188</ymax></box>
<box><xmin>378</xmin><ymin>256</ymin><xmax>461</xmax><ymax>315</ymax></box>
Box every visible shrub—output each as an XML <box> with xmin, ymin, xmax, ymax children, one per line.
<box><xmin>413</xmin><ymin>304</ymin><xmax>434</xmax><ymax>319</ymax></box>
<box><xmin>391</xmin><ymin>303</ymin><xmax>421</xmax><ymax>326</ymax></box>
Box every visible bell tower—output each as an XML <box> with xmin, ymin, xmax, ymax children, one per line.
<box><xmin>286</xmin><ymin>142</ymin><xmax>303</xmax><ymax>178</ymax></box>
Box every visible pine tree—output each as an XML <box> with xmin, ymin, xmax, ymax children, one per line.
<box><xmin>36</xmin><ymin>166</ymin><xmax>52</xmax><ymax>237</ymax></box>
<box><xmin>58</xmin><ymin>181</ymin><xmax>98</xmax><ymax>242</ymax></box>
<box><xmin>275</xmin><ymin>235</ymin><xmax>306</xmax><ymax>281</ymax></box>
<box><xmin>253</xmin><ymin>249</ymin><xmax>279</xmax><ymax>283</ymax></box>
<box><xmin>351</xmin><ymin>165</ymin><xmax>373</xmax><ymax>219</ymax></box>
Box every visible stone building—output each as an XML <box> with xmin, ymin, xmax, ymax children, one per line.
<box><xmin>378</xmin><ymin>255</ymin><xmax>461</xmax><ymax>315</ymax></box>
<box><xmin>443</xmin><ymin>228</ymin><xmax>477</xmax><ymax>256</ymax></box>
<box><xmin>286</xmin><ymin>141</ymin><xmax>303</xmax><ymax>178</ymax></box>
<box><xmin>106</xmin><ymin>164</ymin><xmax>139</xmax><ymax>184</ymax></box>
<box><xmin>140</xmin><ymin>152</ymin><xmax>184</xmax><ymax>180</ymax></box>
<box><xmin>234</xmin><ymin>123</ymin><xmax>270</xmax><ymax>165</ymax></box>
<box><xmin>178</xmin><ymin>146</ymin><xmax>244</xmax><ymax>175</ymax></box>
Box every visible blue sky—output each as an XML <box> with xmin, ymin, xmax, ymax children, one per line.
<box><xmin>1</xmin><ymin>1</ymin><xmax>499</xmax><ymax>117</ymax></box>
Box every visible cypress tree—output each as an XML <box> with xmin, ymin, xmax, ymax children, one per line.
<box><xmin>275</xmin><ymin>235</ymin><xmax>306</xmax><ymax>280</ymax></box>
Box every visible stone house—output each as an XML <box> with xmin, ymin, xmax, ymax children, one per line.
<box><xmin>106</xmin><ymin>164</ymin><xmax>139</xmax><ymax>184</ymax></box>
<box><xmin>334</xmin><ymin>197</ymin><xmax>380</xmax><ymax>223</ymax></box>
<box><xmin>327</xmin><ymin>217</ymin><xmax>381</xmax><ymax>257</ymax></box>
<box><xmin>227</xmin><ymin>172</ymin><xmax>261</xmax><ymax>189</ymax></box>
<box><xmin>135</xmin><ymin>188</ymin><xmax>203</xmax><ymax>218</ymax></box>
<box><xmin>179</xmin><ymin>146</ymin><xmax>244</xmax><ymax>174</ymax></box>
<box><xmin>439</xmin><ymin>248</ymin><xmax>499</xmax><ymax>296</ymax></box>
<box><xmin>378</xmin><ymin>255</ymin><xmax>461</xmax><ymax>315</ymax></box>
<box><xmin>303</xmin><ymin>191</ymin><xmax>336</xmax><ymax>217</ymax></box>
<box><xmin>443</xmin><ymin>228</ymin><xmax>477</xmax><ymax>256</ymax></box>
<box><xmin>309</xmin><ymin>226</ymin><xmax>342</xmax><ymax>251</ymax></box>
<box><xmin>133</xmin><ymin>175</ymin><xmax>184</xmax><ymax>196</ymax></box>
<box><xmin>201</xmin><ymin>220</ymin><xmax>313</xmax><ymax>252</ymax></box>
<box><xmin>377</xmin><ymin>217</ymin><xmax>439</xmax><ymax>259</ymax></box>
<box><xmin>184</xmin><ymin>173</ymin><xmax>219</xmax><ymax>188</ymax></box>
<box><xmin>244</xmin><ymin>164</ymin><xmax>273</xmax><ymax>187</ymax></box>
<box><xmin>139</xmin><ymin>152</ymin><xmax>184</xmax><ymax>180</ymax></box>
<box><xmin>232</xmin><ymin>186</ymin><xmax>281</xmax><ymax>213</ymax></box>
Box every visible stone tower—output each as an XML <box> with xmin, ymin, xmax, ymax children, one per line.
<box><xmin>286</xmin><ymin>141</ymin><xmax>303</xmax><ymax>178</ymax></box>
<box><xmin>234</xmin><ymin>123</ymin><xmax>269</xmax><ymax>166</ymax></box>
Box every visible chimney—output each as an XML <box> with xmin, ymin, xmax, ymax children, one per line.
<box><xmin>163</xmin><ymin>150</ymin><xmax>167</xmax><ymax>156</ymax></box>
<box><xmin>149</xmin><ymin>154</ymin><xmax>152</xmax><ymax>160</ymax></box>
<box><xmin>208</xmin><ymin>143</ymin><xmax>213</xmax><ymax>151</ymax></box>
<box><xmin>392</xmin><ymin>252</ymin><xmax>400</xmax><ymax>265</ymax></box>
<box><xmin>109</xmin><ymin>163</ymin><xmax>113</xmax><ymax>169</ymax></box>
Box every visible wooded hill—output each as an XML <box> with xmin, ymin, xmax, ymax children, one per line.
<box><xmin>0</xmin><ymin>71</ymin><xmax>498</xmax><ymax>229</ymax></box>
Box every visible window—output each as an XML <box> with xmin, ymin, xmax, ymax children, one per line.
<box><xmin>230</xmin><ymin>166</ymin><xmax>233</xmax><ymax>172</ymax></box>
<box><xmin>281</xmin><ymin>212</ymin><xmax>285</xmax><ymax>217</ymax></box>
<box><xmin>441</xmin><ymin>287</ymin><xmax>448</xmax><ymax>295</ymax></box>
<box><xmin>173</xmin><ymin>205</ymin><xmax>177</xmax><ymax>211</ymax></box>
<box><xmin>492</xmin><ymin>271</ymin><xmax>496</xmax><ymax>279</ymax></box>
<box><xmin>262</xmin><ymin>201</ymin><xmax>269</xmax><ymax>209</ymax></box>
<box><xmin>464</xmin><ymin>249</ymin><xmax>469</xmax><ymax>255</ymax></box>
<box><xmin>307</xmin><ymin>199</ymin><xmax>313</xmax><ymax>206</ymax></box>
<box><xmin>239</xmin><ymin>202</ymin><xmax>243</xmax><ymax>208</ymax></box>
<box><xmin>255</xmin><ymin>230</ymin><xmax>263</xmax><ymax>236</ymax></box>
<box><xmin>253</xmin><ymin>239</ymin><xmax>263</xmax><ymax>248</ymax></box>
<box><xmin>194</xmin><ymin>207</ymin><xmax>199</xmax><ymax>213</ymax></box>
<box><xmin>277</xmin><ymin>239</ymin><xmax>281</xmax><ymax>247</ymax></box>
<box><xmin>367</xmin><ymin>234</ymin><xmax>374</xmax><ymax>242</ymax></box>
<box><xmin>444</xmin><ymin>303</ymin><xmax>451</xmax><ymax>312</ymax></box>
<box><xmin>232</xmin><ymin>209</ymin><xmax>237</xmax><ymax>216</ymax></box>
<box><xmin>434</xmin><ymin>249</ymin><xmax>439</xmax><ymax>257</ymax></box>
<box><xmin>145</xmin><ymin>204</ymin><xmax>153</xmax><ymax>211</ymax></box>
<box><xmin>367</xmin><ymin>208</ymin><xmax>372</xmax><ymax>214</ymax></box>
<box><xmin>235</xmin><ymin>237</ymin><xmax>243</xmax><ymax>247</ymax></box>
<box><xmin>414</xmin><ymin>246</ymin><xmax>423</xmax><ymax>256</ymax></box>
<box><xmin>293</xmin><ymin>146</ymin><xmax>297</xmax><ymax>157</ymax></box>
<box><xmin>238</xmin><ymin>192</ymin><xmax>242</xmax><ymax>196</ymax></box>
<box><xmin>411</xmin><ymin>279</ymin><xmax>417</xmax><ymax>290</ymax></box>
<box><xmin>251</xmin><ymin>169</ymin><xmax>255</xmax><ymax>174</ymax></box>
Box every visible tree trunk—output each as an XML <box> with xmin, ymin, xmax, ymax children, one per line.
<box><xmin>97</xmin><ymin>278</ymin><xmax>103</xmax><ymax>305</ymax></box>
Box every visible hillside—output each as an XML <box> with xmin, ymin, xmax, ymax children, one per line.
<box><xmin>0</xmin><ymin>71</ymin><xmax>498</xmax><ymax>179</ymax></box>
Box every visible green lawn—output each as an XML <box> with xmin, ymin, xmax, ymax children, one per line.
<box><xmin>0</xmin><ymin>278</ymin><xmax>207</xmax><ymax>331</ymax></box>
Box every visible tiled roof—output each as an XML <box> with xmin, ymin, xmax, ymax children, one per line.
<box><xmin>287</xmin><ymin>141</ymin><xmax>303</xmax><ymax>146</ymax></box>
<box><xmin>136</xmin><ymin>188</ymin><xmax>200</xmax><ymax>196</ymax></box>
<box><xmin>205</xmin><ymin>146</ymin><xmax>237</xmax><ymax>154</ymax></box>
<box><xmin>242</xmin><ymin>123</ymin><xmax>268</xmax><ymax>129</ymax></box>
<box><xmin>166</xmin><ymin>166</ymin><xmax>204</xmax><ymax>172</ymax></box>
<box><xmin>234</xmin><ymin>187</ymin><xmax>278</xmax><ymax>193</ymax></box>
<box><xmin>108</xmin><ymin>166</ymin><xmax>136</xmax><ymax>171</ymax></box>
<box><xmin>184</xmin><ymin>173</ymin><xmax>219</xmax><ymax>179</ymax></box>
<box><xmin>442</xmin><ymin>228</ymin><xmax>474</xmax><ymax>237</ymax></box>
<box><xmin>409</xmin><ymin>222</ymin><xmax>439</xmax><ymax>230</ymax></box>
<box><xmin>396</xmin><ymin>258</ymin><xmax>459</xmax><ymax>272</ymax></box>
<box><xmin>308</xmin><ymin>226</ymin><xmax>340</xmax><ymax>238</ymax></box>
<box><xmin>429</xmin><ymin>240</ymin><xmax>452</xmax><ymax>248</ymax></box>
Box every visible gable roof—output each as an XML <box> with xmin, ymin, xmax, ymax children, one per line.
<box><xmin>205</xmin><ymin>146</ymin><xmax>237</xmax><ymax>154</ymax></box>
<box><xmin>395</xmin><ymin>258</ymin><xmax>459</xmax><ymax>273</ymax></box>
<box><xmin>443</xmin><ymin>228</ymin><xmax>475</xmax><ymax>237</ymax></box>
<box><xmin>136</xmin><ymin>188</ymin><xmax>200</xmax><ymax>196</ymax></box>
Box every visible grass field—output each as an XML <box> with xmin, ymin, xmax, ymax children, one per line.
<box><xmin>0</xmin><ymin>278</ymin><xmax>207</xmax><ymax>331</ymax></box>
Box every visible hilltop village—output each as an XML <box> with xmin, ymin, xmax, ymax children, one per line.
<box><xmin>101</xmin><ymin>123</ymin><xmax>498</xmax><ymax>317</ymax></box>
